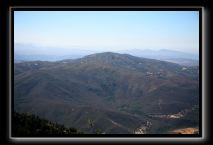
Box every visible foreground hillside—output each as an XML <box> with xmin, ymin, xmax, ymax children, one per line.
<box><xmin>14</xmin><ymin>52</ymin><xmax>199</xmax><ymax>134</ymax></box>
<box><xmin>13</xmin><ymin>112</ymin><xmax>83</xmax><ymax>137</ymax></box>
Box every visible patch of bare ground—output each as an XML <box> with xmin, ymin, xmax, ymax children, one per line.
<box><xmin>170</xmin><ymin>128</ymin><xmax>199</xmax><ymax>134</ymax></box>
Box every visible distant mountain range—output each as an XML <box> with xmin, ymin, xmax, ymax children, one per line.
<box><xmin>14</xmin><ymin>43</ymin><xmax>99</xmax><ymax>62</ymax></box>
<box><xmin>14</xmin><ymin>52</ymin><xmax>199</xmax><ymax>134</ymax></box>
<box><xmin>120</xmin><ymin>49</ymin><xmax>198</xmax><ymax>60</ymax></box>
<box><xmin>119</xmin><ymin>49</ymin><xmax>199</xmax><ymax>66</ymax></box>
<box><xmin>14</xmin><ymin>44</ymin><xmax>199</xmax><ymax>66</ymax></box>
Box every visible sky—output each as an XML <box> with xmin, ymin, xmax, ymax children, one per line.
<box><xmin>14</xmin><ymin>11</ymin><xmax>199</xmax><ymax>55</ymax></box>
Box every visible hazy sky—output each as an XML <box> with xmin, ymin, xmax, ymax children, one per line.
<box><xmin>14</xmin><ymin>11</ymin><xmax>199</xmax><ymax>54</ymax></box>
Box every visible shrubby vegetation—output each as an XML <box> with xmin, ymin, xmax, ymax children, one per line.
<box><xmin>13</xmin><ymin>112</ymin><xmax>83</xmax><ymax>137</ymax></box>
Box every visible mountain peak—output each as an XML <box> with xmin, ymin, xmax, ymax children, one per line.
<box><xmin>74</xmin><ymin>52</ymin><xmax>144</xmax><ymax>69</ymax></box>
<box><xmin>83</xmin><ymin>52</ymin><xmax>127</xmax><ymax>61</ymax></box>
<box><xmin>86</xmin><ymin>52</ymin><xmax>122</xmax><ymax>57</ymax></box>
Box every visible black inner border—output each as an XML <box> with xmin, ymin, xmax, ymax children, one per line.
<box><xmin>10</xmin><ymin>7</ymin><xmax>202</xmax><ymax>138</ymax></box>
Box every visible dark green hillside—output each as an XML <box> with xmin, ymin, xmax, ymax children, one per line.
<box><xmin>13</xmin><ymin>112</ymin><xmax>83</xmax><ymax>137</ymax></box>
<box><xmin>14</xmin><ymin>52</ymin><xmax>199</xmax><ymax>134</ymax></box>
